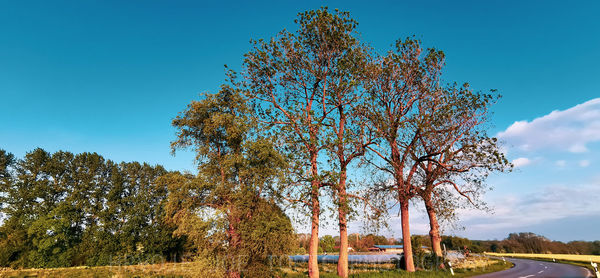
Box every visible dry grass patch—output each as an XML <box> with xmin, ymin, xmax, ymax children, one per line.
<box><xmin>0</xmin><ymin>261</ymin><xmax>223</xmax><ymax>278</ymax></box>
<box><xmin>453</xmin><ymin>256</ymin><xmax>499</xmax><ymax>270</ymax></box>
<box><xmin>485</xmin><ymin>252</ymin><xmax>600</xmax><ymax>263</ymax></box>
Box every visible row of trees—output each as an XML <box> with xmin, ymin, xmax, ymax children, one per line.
<box><xmin>425</xmin><ymin>233</ymin><xmax>600</xmax><ymax>255</ymax></box>
<box><xmin>0</xmin><ymin>147</ymin><xmax>296</xmax><ymax>276</ymax></box>
<box><xmin>227</xmin><ymin>7</ymin><xmax>510</xmax><ymax>277</ymax></box>
<box><xmin>0</xmin><ymin>148</ymin><xmax>184</xmax><ymax>268</ymax></box>
<box><xmin>95</xmin><ymin>7</ymin><xmax>506</xmax><ymax>278</ymax></box>
<box><xmin>302</xmin><ymin>233</ymin><xmax>600</xmax><ymax>256</ymax></box>
<box><xmin>2</xmin><ymin>7</ymin><xmax>511</xmax><ymax>277</ymax></box>
<box><xmin>476</xmin><ymin>233</ymin><xmax>600</xmax><ymax>255</ymax></box>
<box><xmin>297</xmin><ymin>233</ymin><xmax>392</xmax><ymax>254</ymax></box>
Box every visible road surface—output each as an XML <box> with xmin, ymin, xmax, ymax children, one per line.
<box><xmin>474</xmin><ymin>257</ymin><xmax>594</xmax><ymax>278</ymax></box>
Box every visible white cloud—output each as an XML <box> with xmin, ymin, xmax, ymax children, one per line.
<box><xmin>579</xmin><ymin>160</ymin><xmax>590</xmax><ymax>167</ymax></box>
<box><xmin>512</xmin><ymin>157</ymin><xmax>531</xmax><ymax>167</ymax></box>
<box><xmin>498</xmin><ymin>98</ymin><xmax>600</xmax><ymax>153</ymax></box>
<box><xmin>555</xmin><ymin>160</ymin><xmax>566</xmax><ymax>167</ymax></box>
<box><xmin>457</xmin><ymin>182</ymin><xmax>600</xmax><ymax>234</ymax></box>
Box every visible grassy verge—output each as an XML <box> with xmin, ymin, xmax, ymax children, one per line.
<box><xmin>485</xmin><ymin>252</ymin><xmax>600</xmax><ymax>263</ymax></box>
<box><xmin>0</xmin><ymin>258</ymin><xmax>513</xmax><ymax>278</ymax></box>
<box><xmin>0</xmin><ymin>261</ymin><xmax>221</xmax><ymax>278</ymax></box>
<box><xmin>278</xmin><ymin>258</ymin><xmax>513</xmax><ymax>277</ymax></box>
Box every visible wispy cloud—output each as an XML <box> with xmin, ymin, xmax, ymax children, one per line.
<box><xmin>498</xmin><ymin>98</ymin><xmax>600</xmax><ymax>153</ymax></box>
<box><xmin>457</xmin><ymin>182</ymin><xmax>600</xmax><ymax>235</ymax></box>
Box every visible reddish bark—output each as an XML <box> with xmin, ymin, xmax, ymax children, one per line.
<box><xmin>337</xmin><ymin>170</ymin><xmax>349</xmax><ymax>278</ymax></box>
<box><xmin>308</xmin><ymin>151</ymin><xmax>320</xmax><ymax>278</ymax></box>
<box><xmin>226</xmin><ymin>214</ymin><xmax>242</xmax><ymax>278</ymax></box>
<box><xmin>227</xmin><ymin>269</ymin><xmax>240</xmax><ymax>278</ymax></box>
<box><xmin>390</xmin><ymin>139</ymin><xmax>417</xmax><ymax>272</ymax></box>
<box><xmin>400</xmin><ymin>201</ymin><xmax>415</xmax><ymax>272</ymax></box>
<box><xmin>424</xmin><ymin>197</ymin><xmax>443</xmax><ymax>257</ymax></box>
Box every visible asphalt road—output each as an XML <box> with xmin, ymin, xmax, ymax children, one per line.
<box><xmin>473</xmin><ymin>257</ymin><xmax>594</xmax><ymax>278</ymax></box>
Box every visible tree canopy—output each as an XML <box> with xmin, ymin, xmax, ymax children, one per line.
<box><xmin>166</xmin><ymin>87</ymin><xmax>296</xmax><ymax>278</ymax></box>
<box><xmin>0</xmin><ymin>148</ymin><xmax>183</xmax><ymax>268</ymax></box>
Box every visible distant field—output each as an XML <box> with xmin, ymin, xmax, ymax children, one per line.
<box><xmin>485</xmin><ymin>252</ymin><xmax>600</xmax><ymax>263</ymax></box>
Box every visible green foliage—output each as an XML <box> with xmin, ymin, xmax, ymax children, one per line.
<box><xmin>0</xmin><ymin>148</ymin><xmax>183</xmax><ymax>268</ymax></box>
<box><xmin>243</xmin><ymin>7</ymin><xmax>367</xmax><ymax>214</ymax></box>
<box><xmin>0</xmin><ymin>149</ymin><xmax>15</xmax><ymax>179</ymax></box>
<box><xmin>441</xmin><ymin>235</ymin><xmax>472</xmax><ymax>251</ymax></box>
<box><xmin>472</xmin><ymin>232</ymin><xmax>600</xmax><ymax>255</ymax></box>
<box><xmin>166</xmin><ymin>87</ymin><xmax>294</xmax><ymax>277</ymax></box>
<box><xmin>320</xmin><ymin>235</ymin><xmax>336</xmax><ymax>253</ymax></box>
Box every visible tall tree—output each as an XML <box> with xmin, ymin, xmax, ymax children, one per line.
<box><xmin>321</xmin><ymin>17</ymin><xmax>372</xmax><ymax>278</ymax></box>
<box><xmin>243</xmin><ymin>8</ymin><xmax>364</xmax><ymax>277</ymax></box>
<box><xmin>167</xmin><ymin>86</ymin><xmax>294</xmax><ymax>278</ymax></box>
<box><xmin>362</xmin><ymin>37</ymin><xmax>445</xmax><ymax>272</ymax></box>
<box><xmin>411</xmin><ymin>79</ymin><xmax>511</xmax><ymax>258</ymax></box>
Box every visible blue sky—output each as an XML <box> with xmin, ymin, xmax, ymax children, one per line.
<box><xmin>1</xmin><ymin>0</ymin><xmax>599</xmax><ymax>242</ymax></box>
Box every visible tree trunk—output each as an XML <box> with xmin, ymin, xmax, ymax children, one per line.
<box><xmin>227</xmin><ymin>216</ymin><xmax>242</xmax><ymax>278</ymax></box>
<box><xmin>308</xmin><ymin>152</ymin><xmax>320</xmax><ymax>278</ymax></box>
<box><xmin>308</xmin><ymin>185</ymin><xmax>320</xmax><ymax>278</ymax></box>
<box><xmin>424</xmin><ymin>197</ymin><xmax>443</xmax><ymax>258</ymax></box>
<box><xmin>337</xmin><ymin>170</ymin><xmax>349</xmax><ymax>278</ymax></box>
<box><xmin>400</xmin><ymin>201</ymin><xmax>415</xmax><ymax>272</ymax></box>
<box><xmin>227</xmin><ymin>270</ymin><xmax>241</xmax><ymax>278</ymax></box>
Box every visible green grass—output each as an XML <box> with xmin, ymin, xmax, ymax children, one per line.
<box><xmin>277</xmin><ymin>260</ymin><xmax>513</xmax><ymax>277</ymax></box>
<box><xmin>0</xmin><ymin>259</ymin><xmax>513</xmax><ymax>278</ymax></box>
<box><xmin>0</xmin><ymin>261</ymin><xmax>221</xmax><ymax>278</ymax></box>
<box><xmin>485</xmin><ymin>252</ymin><xmax>600</xmax><ymax>263</ymax></box>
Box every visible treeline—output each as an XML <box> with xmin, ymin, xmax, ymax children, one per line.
<box><xmin>473</xmin><ymin>232</ymin><xmax>600</xmax><ymax>255</ymax></box>
<box><xmin>297</xmin><ymin>233</ymin><xmax>394</xmax><ymax>254</ymax></box>
<box><xmin>2</xmin><ymin>7</ymin><xmax>516</xmax><ymax>277</ymax></box>
<box><xmin>0</xmin><ymin>146</ymin><xmax>295</xmax><ymax>276</ymax></box>
<box><xmin>423</xmin><ymin>233</ymin><xmax>600</xmax><ymax>255</ymax></box>
<box><xmin>298</xmin><ymin>233</ymin><xmax>600</xmax><ymax>256</ymax></box>
<box><xmin>0</xmin><ymin>149</ymin><xmax>185</xmax><ymax>268</ymax></box>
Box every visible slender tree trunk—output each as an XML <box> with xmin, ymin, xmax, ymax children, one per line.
<box><xmin>400</xmin><ymin>200</ymin><xmax>415</xmax><ymax>272</ymax></box>
<box><xmin>227</xmin><ymin>216</ymin><xmax>241</xmax><ymax>278</ymax></box>
<box><xmin>337</xmin><ymin>169</ymin><xmax>349</xmax><ymax>278</ymax></box>
<box><xmin>227</xmin><ymin>268</ymin><xmax>241</xmax><ymax>278</ymax></box>
<box><xmin>424</xmin><ymin>197</ymin><xmax>443</xmax><ymax>257</ymax></box>
<box><xmin>308</xmin><ymin>151</ymin><xmax>320</xmax><ymax>278</ymax></box>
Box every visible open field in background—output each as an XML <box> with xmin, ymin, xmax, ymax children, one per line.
<box><xmin>485</xmin><ymin>252</ymin><xmax>600</xmax><ymax>263</ymax></box>
<box><xmin>0</xmin><ymin>257</ymin><xmax>511</xmax><ymax>278</ymax></box>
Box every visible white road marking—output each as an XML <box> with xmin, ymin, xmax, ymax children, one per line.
<box><xmin>537</xmin><ymin>270</ymin><xmax>544</xmax><ymax>274</ymax></box>
<box><xmin>518</xmin><ymin>275</ymin><xmax>535</xmax><ymax>278</ymax></box>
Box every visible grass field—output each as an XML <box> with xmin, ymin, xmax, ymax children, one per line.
<box><xmin>484</xmin><ymin>252</ymin><xmax>600</xmax><ymax>263</ymax></box>
<box><xmin>278</xmin><ymin>259</ymin><xmax>512</xmax><ymax>277</ymax></box>
<box><xmin>0</xmin><ymin>261</ymin><xmax>222</xmax><ymax>278</ymax></box>
<box><xmin>0</xmin><ymin>257</ymin><xmax>512</xmax><ymax>278</ymax></box>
